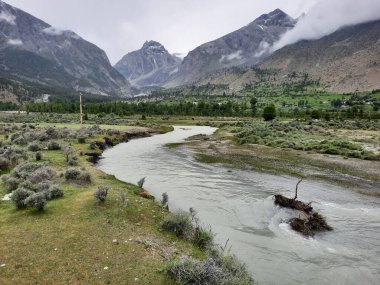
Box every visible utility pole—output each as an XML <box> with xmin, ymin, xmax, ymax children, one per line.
<box><xmin>79</xmin><ymin>93</ymin><xmax>83</xmax><ymax>125</ymax></box>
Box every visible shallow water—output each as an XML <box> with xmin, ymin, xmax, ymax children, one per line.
<box><xmin>98</xmin><ymin>126</ymin><xmax>380</xmax><ymax>285</ymax></box>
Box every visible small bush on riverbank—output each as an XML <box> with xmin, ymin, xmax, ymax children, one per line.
<box><xmin>162</xmin><ymin>211</ymin><xmax>193</xmax><ymax>239</ymax></box>
<box><xmin>165</xmin><ymin>250</ymin><xmax>254</xmax><ymax>285</ymax></box>
<box><xmin>137</xmin><ymin>177</ymin><xmax>146</xmax><ymax>188</ymax></box>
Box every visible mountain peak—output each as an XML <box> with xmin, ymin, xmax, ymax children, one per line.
<box><xmin>142</xmin><ymin>40</ymin><xmax>164</xmax><ymax>49</ymax></box>
<box><xmin>254</xmin><ymin>8</ymin><xmax>294</xmax><ymax>27</ymax></box>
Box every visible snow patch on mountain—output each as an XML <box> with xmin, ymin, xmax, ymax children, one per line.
<box><xmin>0</xmin><ymin>10</ymin><xmax>16</xmax><ymax>25</ymax></box>
<box><xmin>7</xmin><ymin>38</ymin><xmax>22</xmax><ymax>45</ymax></box>
<box><xmin>43</xmin><ymin>27</ymin><xmax>64</xmax><ymax>36</ymax></box>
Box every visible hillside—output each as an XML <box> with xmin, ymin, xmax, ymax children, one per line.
<box><xmin>197</xmin><ymin>20</ymin><xmax>380</xmax><ymax>93</ymax></box>
<box><xmin>166</xmin><ymin>9</ymin><xmax>296</xmax><ymax>87</ymax></box>
<box><xmin>0</xmin><ymin>1</ymin><xmax>131</xmax><ymax>97</ymax></box>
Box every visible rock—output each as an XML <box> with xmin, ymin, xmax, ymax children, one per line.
<box><xmin>112</xmin><ymin>239</ymin><xmax>118</xmax><ymax>244</ymax></box>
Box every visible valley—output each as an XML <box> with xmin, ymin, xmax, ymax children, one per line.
<box><xmin>1</xmin><ymin>0</ymin><xmax>380</xmax><ymax>284</ymax></box>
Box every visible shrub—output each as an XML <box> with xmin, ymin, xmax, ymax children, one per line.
<box><xmin>47</xmin><ymin>141</ymin><xmax>61</xmax><ymax>150</ymax></box>
<box><xmin>162</xmin><ymin>192</ymin><xmax>169</xmax><ymax>208</ymax></box>
<box><xmin>11</xmin><ymin>188</ymin><xmax>34</xmax><ymax>209</ymax></box>
<box><xmin>165</xmin><ymin>251</ymin><xmax>254</xmax><ymax>285</ymax></box>
<box><xmin>13</xmin><ymin>136</ymin><xmax>27</xmax><ymax>145</ymax></box>
<box><xmin>35</xmin><ymin>152</ymin><xmax>42</xmax><ymax>161</ymax></box>
<box><xmin>137</xmin><ymin>177</ymin><xmax>146</xmax><ymax>188</ymax></box>
<box><xmin>119</xmin><ymin>191</ymin><xmax>127</xmax><ymax>206</ymax></box>
<box><xmin>80</xmin><ymin>171</ymin><xmax>92</xmax><ymax>183</ymax></box>
<box><xmin>25</xmin><ymin>193</ymin><xmax>47</xmax><ymax>211</ymax></box>
<box><xmin>78</xmin><ymin>137</ymin><xmax>86</xmax><ymax>144</ymax></box>
<box><xmin>94</xmin><ymin>185</ymin><xmax>109</xmax><ymax>202</ymax></box>
<box><xmin>3</xmin><ymin>176</ymin><xmax>20</xmax><ymax>191</ymax></box>
<box><xmin>34</xmin><ymin>181</ymin><xmax>50</xmax><ymax>192</ymax></box>
<box><xmin>161</xmin><ymin>211</ymin><xmax>193</xmax><ymax>238</ymax></box>
<box><xmin>28</xmin><ymin>166</ymin><xmax>55</xmax><ymax>184</ymax></box>
<box><xmin>28</xmin><ymin>142</ymin><xmax>42</xmax><ymax>152</ymax></box>
<box><xmin>12</xmin><ymin>162</ymin><xmax>47</xmax><ymax>180</ymax></box>
<box><xmin>47</xmin><ymin>185</ymin><xmax>64</xmax><ymax>200</ymax></box>
<box><xmin>0</xmin><ymin>157</ymin><xmax>10</xmax><ymax>171</ymax></box>
<box><xmin>64</xmin><ymin>168</ymin><xmax>81</xmax><ymax>180</ymax></box>
<box><xmin>263</xmin><ymin>104</ymin><xmax>276</xmax><ymax>121</ymax></box>
<box><xmin>68</xmin><ymin>156</ymin><xmax>78</xmax><ymax>166</ymax></box>
<box><xmin>192</xmin><ymin>226</ymin><xmax>214</xmax><ymax>249</ymax></box>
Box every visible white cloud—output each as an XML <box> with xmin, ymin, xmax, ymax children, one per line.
<box><xmin>220</xmin><ymin>50</ymin><xmax>243</xmax><ymax>63</ymax></box>
<box><xmin>7</xmin><ymin>39</ymin><xmax>23</xmax><ymax>45</ymax></box>
<box><xmin>273</xmin><ymin>0</ymin><xmax>380</xmax><ymax>51</ymax></box>
<box><xmin>0</xmin><ymin>10</ymin><xmax>16</xmax><ymax>25</ymax></box>
<box><xmin>254</xmin><ymin>41</ymin><xmax>270</xmax><ymax>58</ymax></box>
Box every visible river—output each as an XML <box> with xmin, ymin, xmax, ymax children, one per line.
<box><xmin>98</xmin><ymin>126</ymin><xmax>380</xmax><ymax>285</ymax></box>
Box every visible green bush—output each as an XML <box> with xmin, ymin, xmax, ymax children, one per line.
<box><xmin>47</xmin><ymin>185</ymin><xmax>64</xmax><ymax>200</ymax></box>
<box><xmin>165</xmin><ymin>250</ymin><xmax>254</xmax><ymax>285</ymax></box>
<box><xmin>25</xmin><ymin>193</ymin><xmax>47</xmax><ymax>211</ymax></box>
<box><xmin>192</xmin><ymin>226</ymin><xmax>214</xmax><ymax>249</ymax></box>
<box><xmin>94</xmin><ymin>185</ymin><xmax>109</xmax><ymax>202</ymax></box>
<box><xmin>64</xmin><ymin>168</ymin><xmax>81</xmax><ymax>180</ymax></box>
<box><xmin>161</xmin><ymin>211</ymin><xmax>193</xmax><ymax>238</ymax></box>
<box><xmin>28</xmin><ymin>142</ymin><xmax>42</xmax><ymax>152</ymax></box>
<box><xmin>78</xmin><ymin>137</ymin><xmax>86</xmax><ymax>144</ymax></box>
<box><xmin>2</xmin><ymin>176</ymin><xmax>20</xmax><ymax>191</ymax></box>
<box><xmin>11</xmin><ymin>188</ymin><xmax>34</xmax><ymax>209</ymax></box>
<box><xmin>35</xmin><ymin>152</ymin><xmax>42</xmax><ymax>161</ymax></box>
<box><xmin>47</xmin><ymin>141</ymin><xmax>61</xmax><ymax>150</ymax></box>
<box><xmin>263</xmin><ymin>104</ymin><xmax>276</xmax><ymax>121</ymax></box>
<box><xmin>0</xmin><ymin>157</ymin><xmax>10</xmax><ymax>171</ymax></box>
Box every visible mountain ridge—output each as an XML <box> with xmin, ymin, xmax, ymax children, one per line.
<box><xmin>0</xmin><ymin>1</ymin><xmax>132</xmax><ymax>97</ymax></box>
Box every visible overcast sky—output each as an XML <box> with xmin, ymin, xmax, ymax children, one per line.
<box><xmin>5</xmin><ymin>0</ymin><xmax>318</xmax><ymax>64</ymax></box>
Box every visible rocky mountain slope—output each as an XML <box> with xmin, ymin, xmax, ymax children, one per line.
<box><xmin>0</xmin><ymin>1</ymin><xmax>131</xmax><ymax>97</ymax></box>
<box><xmin>259</xmin><ymin>19</ymin><xmax>380</xmax><ymax>93</ymax></box>
<box><xmin>196</xmin><ymin>20</ymin><xmax>380</xmax><ymax>93</ymax></box>
<box><xmin>114</xmin><ymin>41</ymin><xmax>181</xmax><ymax>88</ymax></box>
<box><xmin>166</xmin><ymin>9</ymin><xmax>296</xmax><ymax>87</ymax></box>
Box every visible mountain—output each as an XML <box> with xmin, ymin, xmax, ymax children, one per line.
<box><xmin>114</xmin><ymin>41</ymin><xmax>181</xmax><ymax>87</ymax></box>
<box><xmin>197</xmin><ymin>19</ymin><xmax>380</xmax><ymax>93</ymax></box>
<box><xmin>259</xmin><ymin>19</ymin><xmax>380</xmax><ymax>93</ymax></box>
<box><xmin>0</xmin><ymin>1</ymin><xmax>131</xmax><ymax>97</ymax></box>
<box><xmin>166</xmin><ymin>9</ymin><xmax>296</xmax><ymax>87</ymax></box>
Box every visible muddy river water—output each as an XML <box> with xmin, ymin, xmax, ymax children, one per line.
<box><xmin>98</xmin><ymin>126</ymin><xmax>380</xmax><ymax>285</ymax></box>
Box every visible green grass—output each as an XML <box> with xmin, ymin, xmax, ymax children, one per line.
<box><xmin>0</xmin><ymin>124</ymin><xmax>204</xmax><ymax>284</ymax></box>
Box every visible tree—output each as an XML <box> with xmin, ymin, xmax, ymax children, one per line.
<box><xmin>250</xmin><ymin>97</ymin><xmax>258</xmax><ymax>116</ymax></box>
<box><xmin>311</xmin><ymin>109</ymin><xmax>320</xmax><ymax>120</ymax></box>
<box><xmin>263</xmin><ymin>104</ymin><xmax>276</xmax><ymax>121</ymax></box>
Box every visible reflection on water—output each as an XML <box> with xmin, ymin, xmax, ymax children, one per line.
<box><xmin>98</xmin><ymin>126</ymin><xmax>380</xmax><ymax>285</ymax></box>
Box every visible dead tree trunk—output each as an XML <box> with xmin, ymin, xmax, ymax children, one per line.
<box><xmin>294</xmin><ymin>178</ymin><xmax>303</xmax><ymax>200</ymax></box>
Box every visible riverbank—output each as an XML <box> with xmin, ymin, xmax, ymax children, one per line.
<box><xmin>0</xmin><ymin>123</ymin><xmax>204</xmax><ymax>284</ymax></box>
<box><xmin>170</xmin><ymin>128</ymin><xmax>380</xmax><ymax>196</ymax></box>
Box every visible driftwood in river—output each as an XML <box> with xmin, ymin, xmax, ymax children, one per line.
<box><xmin>274</xmin><ymin>179</ymin><xmax>333</xmax><ymax>236</ymax></box>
